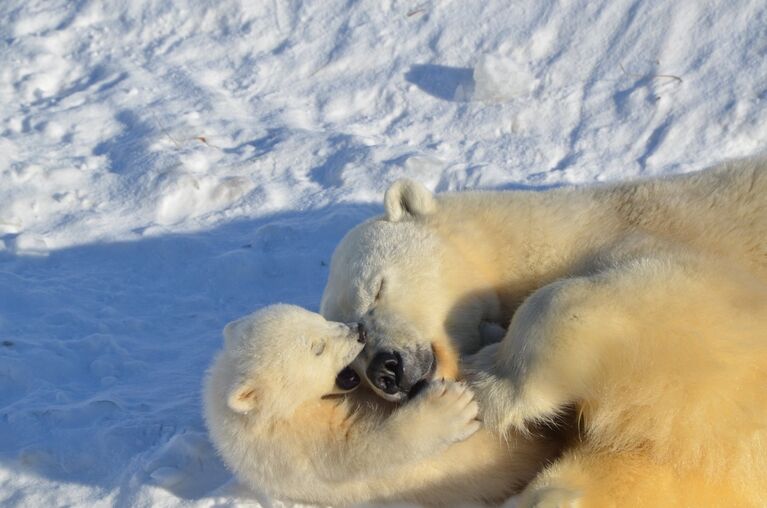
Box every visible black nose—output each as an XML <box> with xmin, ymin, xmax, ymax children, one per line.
<box><xmin>366</xmin><ymin>351</ymin><xmax>402</xmax><ymax>394</ymax></box>
<box><xmin>335</xmin><ymin>367</ymin><xmax>361</xmax><ymax>391</ymax></box>
<box><xmin>357</xmin><ymin>322</ymin><xmax>367</xmax><ymax>344</ymax></box>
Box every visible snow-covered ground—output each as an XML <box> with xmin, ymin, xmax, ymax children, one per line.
<box><xmin>0</xmin><ymin>0</ymin><xmax>765</xmax><ymax>506</ymax></box>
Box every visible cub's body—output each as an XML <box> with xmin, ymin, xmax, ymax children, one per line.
<box><xmin>203</xmin><ymin>305</ymin><xmax>560</xmax><ymax>506</ymax></box>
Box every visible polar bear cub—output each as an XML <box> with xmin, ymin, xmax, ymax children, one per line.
<box><xmin>202</xmin><ymin>304</ymin><xmax>484</xmax><ymax>506</ymax></box>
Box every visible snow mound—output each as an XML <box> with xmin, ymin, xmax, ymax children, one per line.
<box><xmin>472</xmin><ymin>53</ymin><xmax>538</xmax><ymax>102</ymax></box>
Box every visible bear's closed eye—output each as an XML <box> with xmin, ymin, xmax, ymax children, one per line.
<box><xmin>375</xmin><ymin>278</ymin><xmax>386</xmax><ymax>301</ymax></box>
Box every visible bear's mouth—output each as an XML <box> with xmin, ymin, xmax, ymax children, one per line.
<box><xmin>406</xmin><ymin>349</ymin><xmax>437</xmax><ymax>399</ymax></box>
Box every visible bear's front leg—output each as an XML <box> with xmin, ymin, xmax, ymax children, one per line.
<box><xmin>465</xmin><ymin>276</ymin><xmax>621</xmax><ymax>434</ymax></box>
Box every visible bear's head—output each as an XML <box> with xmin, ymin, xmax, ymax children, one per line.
<box><xmin>321</xmin><ymin>180</ymin><xmax>501</xmax><ymax>402</ymax></box>
<box><xmin>210</xmin><ymin>304</ymin><xmax>366</xmax><ymax>423</ymax></box>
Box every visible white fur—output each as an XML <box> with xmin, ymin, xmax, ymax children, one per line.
<box><xmin>203</xmin><ymin>304</ymin><xmax>558</xmax><ymax>506</ymax></box>
<box><xmin>321</xmin><ymin>157</ymin><xmax>767</xmax><ymax>506</ymax></box>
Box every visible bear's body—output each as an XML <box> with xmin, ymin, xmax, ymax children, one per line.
<box><xmin>203</xmin><ymin>305</ymin><xmax>561</xmax><ymax>506</ymax></box>
<box><xmin>321</xmin><ymin>157</ymin><xmax>767</xmax><ymax>506</ymax></box>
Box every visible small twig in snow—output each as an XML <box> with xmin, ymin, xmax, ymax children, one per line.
<box><xmin>407</xmin><ymin>4</ymin><xmax>428</xmax><ymax>17</ymax></box>
<box><xmin>152</xmin><ymin>114</ymin><xmax>182</xmax><ymax>149</ymax></box>
<box><xmin>194</xmin><ymin>135</ymin><xmax>222</xmax><ymax>150</ymax></box>
<box><xmin>620</xmin><ymin>63</ymin><xmax>683</xmax><ymax>83</ymax></box>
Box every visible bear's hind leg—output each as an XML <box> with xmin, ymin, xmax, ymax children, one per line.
<box><xmin>518</xmin><ymin>445</ymin><xmax>747</xmax><ymax>508</ymax></box>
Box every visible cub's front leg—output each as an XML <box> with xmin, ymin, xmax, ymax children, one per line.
<box><xmin>318</xmin><ymin>379</ymin><xmax>480</xmax><ymax>483</ymax></box>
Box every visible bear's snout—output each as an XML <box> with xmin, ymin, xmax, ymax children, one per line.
<box><xmin>366</xmin><ymin>351</ymin><xmax>402</xmax><ymax>395</ymax></box>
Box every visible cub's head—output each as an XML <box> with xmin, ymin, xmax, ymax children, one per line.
<box><xmin>206</xmin><ymin>304</ymin><xmax>365</xmax><ymax>423</ymax></box>
<box><xmin>321</xmin><ymin>180</ymin><xmax>500</xmax><ymax>402</ymax></box>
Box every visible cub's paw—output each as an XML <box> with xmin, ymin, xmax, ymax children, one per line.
<box><xmin>409</xmin><ymin>380</ymin><xmax>480</xmax><ymax>447</ymax></box>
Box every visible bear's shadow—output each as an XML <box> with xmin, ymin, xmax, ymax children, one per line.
<box><xmin>0</xmin><ymin>203</ymin><xmax>379</xmax><ymax>505</ymax></box>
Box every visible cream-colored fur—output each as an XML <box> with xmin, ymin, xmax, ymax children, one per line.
<box><xmin>321</xmin><ymin>157</ymin><xmax>767</xmax><ymax>506</ymax></box>
<box><xmin>203</xmin><ymin>305</ymin><xmax>560</xmax><ymax>506</ymax></box>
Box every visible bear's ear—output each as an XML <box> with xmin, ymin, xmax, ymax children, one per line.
<box><xmin>384</xmin><ymin>179</ymin><xmax>437</xmax><ymax>222</ymax></box>
<box><xmin>227</xmin><ymin>379</ymin><xmax>260</xmax><ymax>414</ymax></box>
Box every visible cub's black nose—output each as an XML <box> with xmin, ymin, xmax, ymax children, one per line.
<box><xmin>366</xmin><ymin>351</ymin><xmax>402</xmax><ymax>394</ymax></box>
<box><xmin>335</xmin><ymin>367</ymin><xmax>361</xmax><ymax>391</ymax></box>
<box><xmin>357</xmin><ymin>322</ymin><xmax>368</xmax><ymax>344</ymax></box>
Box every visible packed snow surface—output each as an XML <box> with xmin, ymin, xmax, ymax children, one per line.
<box><xmin>1</xmin><ymin>0</ymin><xmax>765</xmax><ymax>506</ymax></box>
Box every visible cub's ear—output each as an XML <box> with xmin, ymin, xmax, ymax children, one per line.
<box><xmin>227</xmin><ymin>379</ymin><xmax>259</xmax><ymax>414</ymax></box>
<box><xmin>384</xmin><ymin>179</ymin><xmax>436</xmax><ymax>222</ymax></box>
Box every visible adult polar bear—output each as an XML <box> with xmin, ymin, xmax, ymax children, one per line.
<box><xmin>321</xmin><ymin>157</ymin><xmax>767</xmax><ymax>507</ymax></box>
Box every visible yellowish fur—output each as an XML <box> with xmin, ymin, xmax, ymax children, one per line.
<box><xmin>322</xmin><ymin>157</ymin><xmax>767</xmax><ymax>506</ymax></box>
<box><xmin>483</xmin><ymin>252</ymin><xmax>767</xmax><ymax>507</ymax></box>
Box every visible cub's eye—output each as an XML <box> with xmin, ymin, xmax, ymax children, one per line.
<box><xmin>375</xmin><ymin>278</ymin><xmax>385</xmax><ymax>301</ymax></box>
<box><xmin>335</xmin><ymin>367</ymin><xmax>361</xmax><ymax>391</ymax></box>
<box><xmin>311</xmin><ymin>341</ymin><xmax>326</xmax><ymax>356</ymax></box>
